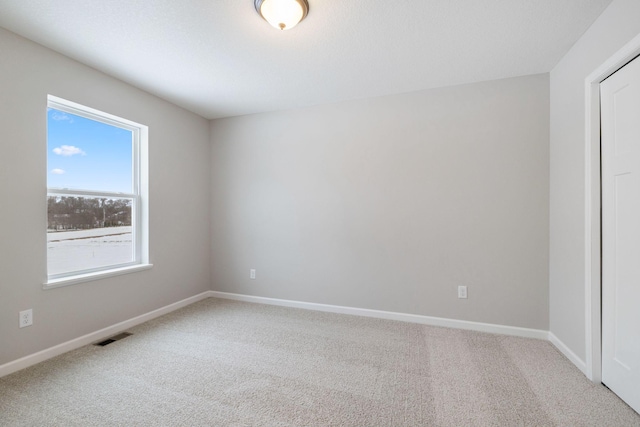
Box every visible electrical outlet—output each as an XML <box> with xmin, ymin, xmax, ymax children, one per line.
<box><xmin>19</xmin><ymin>309</ymin><xmax>33</xmax><ymax>328</ymax></box>
<box><xmin>250</xmin><ymin>269</ymin><xmax>256</xmax><ymax>279</ymax></box>
<box><xmin>458</xmin><ymin>286</ymin><xmax>468</xmax><ymax>299</ymax></box>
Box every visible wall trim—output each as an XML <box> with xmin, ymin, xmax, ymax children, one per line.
<box><xmin>3</xmin><ymin>290</ymin><xmax>590</xmax><ymax>379</ymax></box>
<box><xmin>548</xmin><ymin>332</ymin><xmax>587</xmax><ymax>376</ymax></box>
<box><xmin>209</xmin><ymin>291</ymin><xmax>549</xmax><ymax>340</ymax></box>
<box><xmin>584</xmin><ymin>31</ymin><xmax>640</xmax><ymax>383</ymax></box>
<box><xmin>0</xmin><ymin>291</ymin><xmax>211</xmax><ymax>378</ymax></box>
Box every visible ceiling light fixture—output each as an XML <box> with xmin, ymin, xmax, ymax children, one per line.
<box><xmin>254</xmin><ymin>0</ymin><xmax>309</xmax><ymax>31</ymax></box>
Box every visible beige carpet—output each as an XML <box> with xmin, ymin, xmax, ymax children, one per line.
<box><xmin>1</xmin><ymin>298</ymin><xmax>638</xmax><ymax>426</ymax></box>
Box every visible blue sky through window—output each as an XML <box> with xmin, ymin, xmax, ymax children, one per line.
<box><xmin>47</xmin><ymin>108</ymin><xmax>133</xmax><ymax>193</ymax></box>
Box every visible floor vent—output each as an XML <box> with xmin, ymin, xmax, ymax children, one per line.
<box><xmin>94</xmin><ymin>332</ymin><xmax>132</xmax><ymax>347</ymax></box>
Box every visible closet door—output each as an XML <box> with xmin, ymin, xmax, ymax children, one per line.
<box><xmin>601</xmin><ymin>54</ymin><xmax>640</xmax><ymax>414</ymax></box>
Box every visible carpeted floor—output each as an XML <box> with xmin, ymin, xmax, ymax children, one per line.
<box><xmin>1</xmin><ymin>298</ymin><xmax>639</xmax><ymax>426</ymax></box>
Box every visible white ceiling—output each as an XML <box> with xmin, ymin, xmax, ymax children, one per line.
<box><xmin>0</xmin><ymin>0</ymin><xmax>612</xmax><ymax>119</ymax></box>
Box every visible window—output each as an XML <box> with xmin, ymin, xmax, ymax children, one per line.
<box><xmin>46</xmin><ymin>95</ymin><xmax>150</xmax><ymax>287</ymax></box>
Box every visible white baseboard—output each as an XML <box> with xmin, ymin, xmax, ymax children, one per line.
<box><xmin>2</xmin><ymin>290</ymin><xmax>587</xmax><ymax>380</ymax></box>
<box><xmin>209</xmin><ymin>291</ymin><xmax>549</xmax><ymax>340</ymax></box>
<box><xmin>548</xmin><ymin>331</ymin><xmax>587</xmax><ymax>375</ymax></box>
<box><xmin>0</xmin><ymin>291</ymin><xmax>211</xmax><ymax>378</ymax></box>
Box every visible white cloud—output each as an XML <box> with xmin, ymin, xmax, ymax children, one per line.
<box><xmin>52</xmin><ymin>145</ymin><xmax>85</xmax><ymax>156</ymax></box>
<box><xmin>50</xmin><ymin>111</ymin><xmax>74</xmax><ymax>123</ymax></box>
<box><xmin>51</xmin><ymin>168</ymin><xmax>65</xmax><ymax>175</ymax></box>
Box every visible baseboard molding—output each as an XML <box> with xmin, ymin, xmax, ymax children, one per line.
<box><xmin>548</xmin><ymin>332</ymin><xmax>587</xmax><ymax>375</ymax></box>
<box><xmin>209</xmin><ymin>291</ymin><xmax>549</xmax><ymax>340</ymax></box>
<box><xmin>1</xmin><ymin>290</ymin><xmax>587</xmax><ymax>379</ymax></box>
<box><xmin>0</xmin><ymin>291</ymin><xmax>211</xmax><ymax>378</ymax></box>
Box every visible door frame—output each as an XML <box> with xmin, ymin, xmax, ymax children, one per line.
<box><xmin>584</xmin><ymin>32</ymin><xmax>640</xmax><ymax>383</ymax></box>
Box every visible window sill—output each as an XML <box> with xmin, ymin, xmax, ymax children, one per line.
<box><xmin>44</xmin><ymin>264</ymin><xmax>153</xmax><ymax>290</ymax></box>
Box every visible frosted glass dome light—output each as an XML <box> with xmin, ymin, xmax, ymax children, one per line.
<box><xmin>254</xmin><ymin>0</ymin><xmax>309</xmax><ymax>31</ymax></box>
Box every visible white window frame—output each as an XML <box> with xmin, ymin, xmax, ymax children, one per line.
<box><xmin>45</xmin><ymin>95</ymin><xmax>151</xmax><ymax>289</ymax></box>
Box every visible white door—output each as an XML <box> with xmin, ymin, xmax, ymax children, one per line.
<box><xmin>601</xmin><ymin>54</ymin><xmax>640</xmax><ymax>414</ymax></box>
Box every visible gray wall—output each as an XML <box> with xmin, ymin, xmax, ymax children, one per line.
<box><xmin>0</xmin><ymin>28</ymin><xmax>212</xmax><ymax>366</ymax></box>
<box><xmin>211</xmin><ymin>74</ymin><xmax>550</xmax><ymax>330</ymax></box>
<box><xmin>549</xmin><ymin>0</ymin><xmax>640</xmax><ymax>362</ymax></box>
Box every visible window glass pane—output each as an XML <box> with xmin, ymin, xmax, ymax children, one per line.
<box><xmin>47</xmin><ymin>195</ymin><xmax>134</xmax><ymax>276</ymax></box>
<box><xmin>47</xmin><ymin>108</ymin><xmax>133</xmax><ymax>193</ymax></box>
